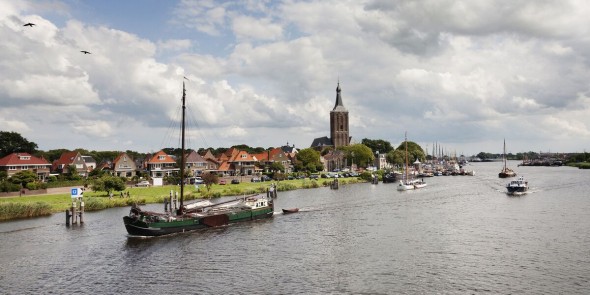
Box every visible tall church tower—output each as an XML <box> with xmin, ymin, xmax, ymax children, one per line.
<box><xmin>330</xmin><ymin>82</ymin><xmax>350</xmax><ymax>148</ymax></box>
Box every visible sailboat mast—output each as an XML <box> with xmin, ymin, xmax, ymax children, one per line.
<box><xmin>179</xmin><ymin>81</ymin><xmax>186</xmax><ymax>212</ymax></box>
<box><xmin>405</xmin><ymin>132</ymin><xmax>408</xmax><ymax>182</ymax></box>
<box><xmin>503</xmin><ymin>138</ymin><xmax>507</xmax><ymax>171</ymax></box>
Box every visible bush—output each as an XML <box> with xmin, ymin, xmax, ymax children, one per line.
<box><xmin>301</xmin><ymin>180</ymin><xmax>319</xmax><ymax>189</ymax></box>
<box><xmin>276</xmin><ymin>182</ymin><xmax>296</xmax><ymax>191</ymax></box>
<box><xmin>26</xmin><ymin>182</ymin><xmax>37</xmax><ymax>190</ymax></box>
<box><xmin>83</xmin><ymin>197</ymin><xmax>146</xmax><ymax>211</ymax></box>
<box><xmin>359</xmin><ymin>171</ymin><xmax>374</xmax><ymax>181</ymax></box>
<box><xmin>0</xmin><ymin>202</ymin><xmax>52</xmax><ymax>220</ymax></box>
<box><xmin>0</xmin><ymin>181</ymin><xmax>21</xmax><ymax>192</ymax></box>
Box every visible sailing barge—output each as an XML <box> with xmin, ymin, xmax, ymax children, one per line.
<box><xmin>124</xmin><ymin>196</ymin><xmax>274</xmax><ymax>236</ymax></box>
<box><xmin>123</xmin><ymin>81</ymin><xmax>274</xmax><ymax>237</ymax></box>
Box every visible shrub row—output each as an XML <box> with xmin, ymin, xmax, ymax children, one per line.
<box><xmin>0</xmin><ymin>202</ymin><xmax>52</xmax><ymax>220</ymax></box>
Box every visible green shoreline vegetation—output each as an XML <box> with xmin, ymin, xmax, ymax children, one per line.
<box><xmin>0</xmin><ymin>178</ymin><xmax>365</xmax><ymax>221</ymax></box>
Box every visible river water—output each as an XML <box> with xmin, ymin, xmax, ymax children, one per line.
<box><xmin>1</xmin><ymin>161</ymin><xmax>589</xmax><ymax>294</ymax></box>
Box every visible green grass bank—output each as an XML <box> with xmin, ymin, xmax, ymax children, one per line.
<box><xmin>0</xmin><ymin>178</ymin><xmax>363</xmax><ymax>221</ymax></box>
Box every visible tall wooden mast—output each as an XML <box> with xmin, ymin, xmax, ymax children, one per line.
<box><xmin>178</xmin><ymin>81</ymin><xmax>186</xmax><ymax>214</ymax></box>
<box><xmin>404</xmin><ymin>132</ymin><xmax>408</xmax><ymax>182</ymax></box>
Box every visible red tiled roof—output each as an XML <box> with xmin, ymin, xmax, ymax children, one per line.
<box><xmin>230</xmin><ymin>150</ymin><xmax>257</xmax><ymax>162</ymax></box>
<box><xmin>217</xmin><ymin>161</ymin><xmax>231</xmax><ymax>171</ymax></box>
<box><xmin>251</xmin><ymin>152</ymin><xmax>268</xmax><ymax>161</ymax></box>
<box><xmin>53</xmin><ymin>151</ymin><xmax>79</xmax><ymax>166</ymax></box>
<box><xmin>0</xmin><ymin>153</ymin><xmax>50</xmax><ymax>166</ymax></box>
<box><xmin>148</xmin><ymin>150</ymin><xmax>176</xmax><ymax>164</ymax></box>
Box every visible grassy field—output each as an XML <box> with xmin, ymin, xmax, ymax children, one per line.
<box><xmin>0</xmin><ymin>177</ymin><xmax>363</xmax><ymax>220</ymax></box>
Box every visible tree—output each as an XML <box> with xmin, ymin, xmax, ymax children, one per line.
<box><xmin>394</xmin><ymin>141</ymin><xmax>426</xmax><ymax>163</ymax></box>
<box><xmin>9</xmin><ymin>170</ymin><xmax>37</xmax><ymax>187</ymax></box>
<box><xmin>386</xmin><ymin>149</ymin><xmax>405</xmax><ymax>167</ymax></box>
<box><xmin>201</xmin><ymin>172</ymin><xmax>219</xmax><ymax>197</ymax></box>
<box><xmin>37</xmin><ymin>149</ymin><xmax>69</xmax><ymax>162</ymax></box>
<box><xmin>296</xmin><ymin>148</ymin><xmax>323</xmax><ymax>173</ymax></box>
<box><xmin>0</xmin><ymin>171</ymin><xmax>7</xmax><ymax>181</ymax></box>
<box><xmin>65</xmin><ymin>165</ymin><xmax>82</xmax><ymax>181</ymax></box>
<box><xmin>361</xmin><ymin>138</ymin><xmax>394</xmax><ymax>154</ymax></box>
<box><xmin>270</xmin><ymin>162</ymin><xmax>285</xmax><ymax>172</ymax></box>
<box><xmin>0</xmin><ymin>131</ymin><xmax>38</xmax><ymax>158</ymax></box>
<box><xmin>340</xmin><ymin>144</ymin><xmax>375</xmax><ymax>168</ymax></box>
<box><xmin>91</xmin><ymin>175</ymin><xmax>126</xmax><ymax>195</ymax></box>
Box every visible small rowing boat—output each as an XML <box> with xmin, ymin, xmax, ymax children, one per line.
<box><xmin>282</xmin><ymin>208</ymin><xmax>299</xmax><ymax>214</ymax></box>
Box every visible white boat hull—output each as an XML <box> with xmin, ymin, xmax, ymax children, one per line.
<box><xmin>397</xmin><ymin>180</ymin><xmax>427</xmax><ymax>191</ymax></box>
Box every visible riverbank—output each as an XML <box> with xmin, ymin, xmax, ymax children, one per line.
<box><xmin>0</xmin><ymin>177</ymin><xmax>363</xmax><ymax>221</ymax></box>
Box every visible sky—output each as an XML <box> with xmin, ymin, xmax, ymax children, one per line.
<box><xmin>2</xmin><ymin>0</ymin><xmax>590</xmax><ymax>156</ymax></box>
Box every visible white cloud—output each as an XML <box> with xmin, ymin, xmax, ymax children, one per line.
<box><xmin>232</xmin><ymin>16</ymin><xmax>282</xmax><ymax>41</ymax></box>
<box><xmin>2</xmin><ymin>0</ymin><xmax>590</xmax><ymax>154</ymax></box>
<box><xmin>71</xmin><ymin>120</ymin><xmax>113</xmax><ymax>138</ymax></box>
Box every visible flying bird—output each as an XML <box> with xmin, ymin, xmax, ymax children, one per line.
<box><xmin>80</xmin><ymin>50</ymin><xmax>91</xmax><ymax>54</ymax></box>
<box><xmin>24</xmin><ymin>23</ymin><xmax>35</xmax><ymax>27</ymax></box>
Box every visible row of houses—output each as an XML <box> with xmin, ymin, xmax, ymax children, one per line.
<box><xmin>0</xmin><ymin>144</ymin><xmax>393</xmax><ymax>182</ymax></box>
<box><xmin>0</xmin><ymin>144</ymin><xmax>299</xmax><ymax>181</ymax></box>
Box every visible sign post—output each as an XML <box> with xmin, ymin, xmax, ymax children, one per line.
<box><xmin>68</xmin><ymin>188</ymin><xmax>84</xmax><ymax>224</ymax></box>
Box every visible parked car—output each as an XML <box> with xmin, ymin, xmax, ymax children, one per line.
<box><xmin>231</xmin><ymin>179</ymin><xmax>240</xmax><ymax>184</ymax></box>
<box><xmin>135</xmin><ymin>180</ymin><xmax>150</xmax><ymax>187</ymax></box>
<box><xmin>190</xmin><ymin>177</ymin><xmax>204</xmax><ymax>184</ymax></box>
<box><xmin>261</xmin><ymin>175</ymin><xmax>271</xmax><ymax>182</ymax></box>
<box><xmin>251</xmin><ymin>177</ymin><xmax>261</xmax><ymax>182</ymax></box>
<box><xmin>219</xmin><ymin>180</ymin><xmax>226</xmax><ymax>185</ymax></box>
<box><xmin>309</xmin><ymin>174</ymin><xmax>319</xmax><ymax>180</ymax></box>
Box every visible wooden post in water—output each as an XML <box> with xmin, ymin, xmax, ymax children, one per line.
<box><xmin>79</xmin><ymin>198</ymin><xmax>84</xmax><ymax>224</ymax></box>
<box><xmin>65</xmin><ymin>209</ymin><xmax>71</xmax><ymax>226</ymax></box>
<box><xmin>331</xmin><ymin>179</ymin><xmax>339</xmax><ymax>189</ymax></box>
<box><xmin>71</xmin><ymin>200</ymin><xmax>77</xmax><ymax>224</ymax></box>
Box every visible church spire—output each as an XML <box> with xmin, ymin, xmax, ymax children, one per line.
<box><xmin>333</xmin><ymin>81</ymin><xmax>346</xmax><ymax>111</ymax></box>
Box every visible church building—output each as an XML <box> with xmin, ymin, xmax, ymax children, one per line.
<box><xmin>310</xmin><ymin>82</ymin><xmax>351</xmax><ymax>150</ymax></box>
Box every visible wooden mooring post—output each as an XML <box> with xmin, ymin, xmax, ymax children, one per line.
<box><xmin>331</xmin><ymin>178</ymin><xmax>339</xmax><ymax>189</ymax></box>
<box><xmin>66</xmin><ymin>188</ymin><xmax>85</xmax><ymax>225</ymax></box>
<box><xmin>266</xmin><ymin>184</ymin><xmax>277</xmax><ymax>198</ymax></box>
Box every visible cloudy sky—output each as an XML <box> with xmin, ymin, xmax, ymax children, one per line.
<box><xmin>2</xmin><ymin>0</ymin><xmax>590</xmax><ymax>156</ymax></box>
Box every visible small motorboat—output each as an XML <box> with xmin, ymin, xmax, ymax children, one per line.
<box><xmin>506</xmin><ymin>175</ymin><xmax>528</xmax><ymax>195</ymax></box>
<box><xmin>282</xmin><ymin>208</ymin><xmax>299</xmax><ymax>214</ymax></box>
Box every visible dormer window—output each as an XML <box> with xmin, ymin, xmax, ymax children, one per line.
<box><xmin>159</xmin><ymin>155</ymin><xmax>166</xmax><ymax>160</ymax></box>
<box><xmin>241</xmin><ymin>154</ymin><xmax>247</xmax><ymax>158</ymax></box>
<box><xmin>19</xmin><ymin>156</ymin><xmax>31</xmax><ymax>160</ymax></box>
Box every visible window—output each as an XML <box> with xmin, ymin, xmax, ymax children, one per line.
<box><xmin>19</xmin><ymin>156</ymin><xmax>31</xmax><ymax>160</ymax></box>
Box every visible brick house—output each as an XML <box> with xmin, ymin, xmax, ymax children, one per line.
<box><xmin>109</xmin><ymin>152</ymin><xmax>137</xmax><ymax>177</ymax></box>
<box><xmin>52</xmin><ymin>151</ymin><xmax>88</xmax><ymax>177</ymax></box>
<box><xmin>147</xmin><ymin>150</ymin><xmax>178</xmax><ymax>178</ymax></box>
<box><xmin>184</xmin><ymin>150</ymin><xmax>208</xmax><ymax>176</ymax></box>
<box><xmin>0</xmin><ymin>152</ymin><xmax>51</xmax><ymax>181</ymax></box>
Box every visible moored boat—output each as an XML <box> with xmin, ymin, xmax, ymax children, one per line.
<box><xmin>397</xmin><ymin>132</ymin><xmax>427</xmax><ymax>191</ymax></box>
<box><xmin>282</xmin><ymin>208</ymin><xmax>299</xmax><ymax>214</ymax></box>
<box><xmin>506</xmin><ymin>175</ymin><xmax>528</xmax><ymax>195</ymax></box>
<box><xmin>122</xmin><ymin>81</ymin><xmax>273</xmax><ymax>237</ymax></box>
<box><xmin>124</xmin><ymin>196</ymin><xmax>274</xmax><ymax>236</ymax></box>
<box><xmin>397</xmin><ymin>178</ymin><xmax>427</xmax><ymax>191</ymax></box>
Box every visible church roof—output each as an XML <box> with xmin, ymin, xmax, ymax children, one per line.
<box><xmin>310</xmin><ymin>136</ymin><xmax>333</xmax><ymax>148</ymax></box>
